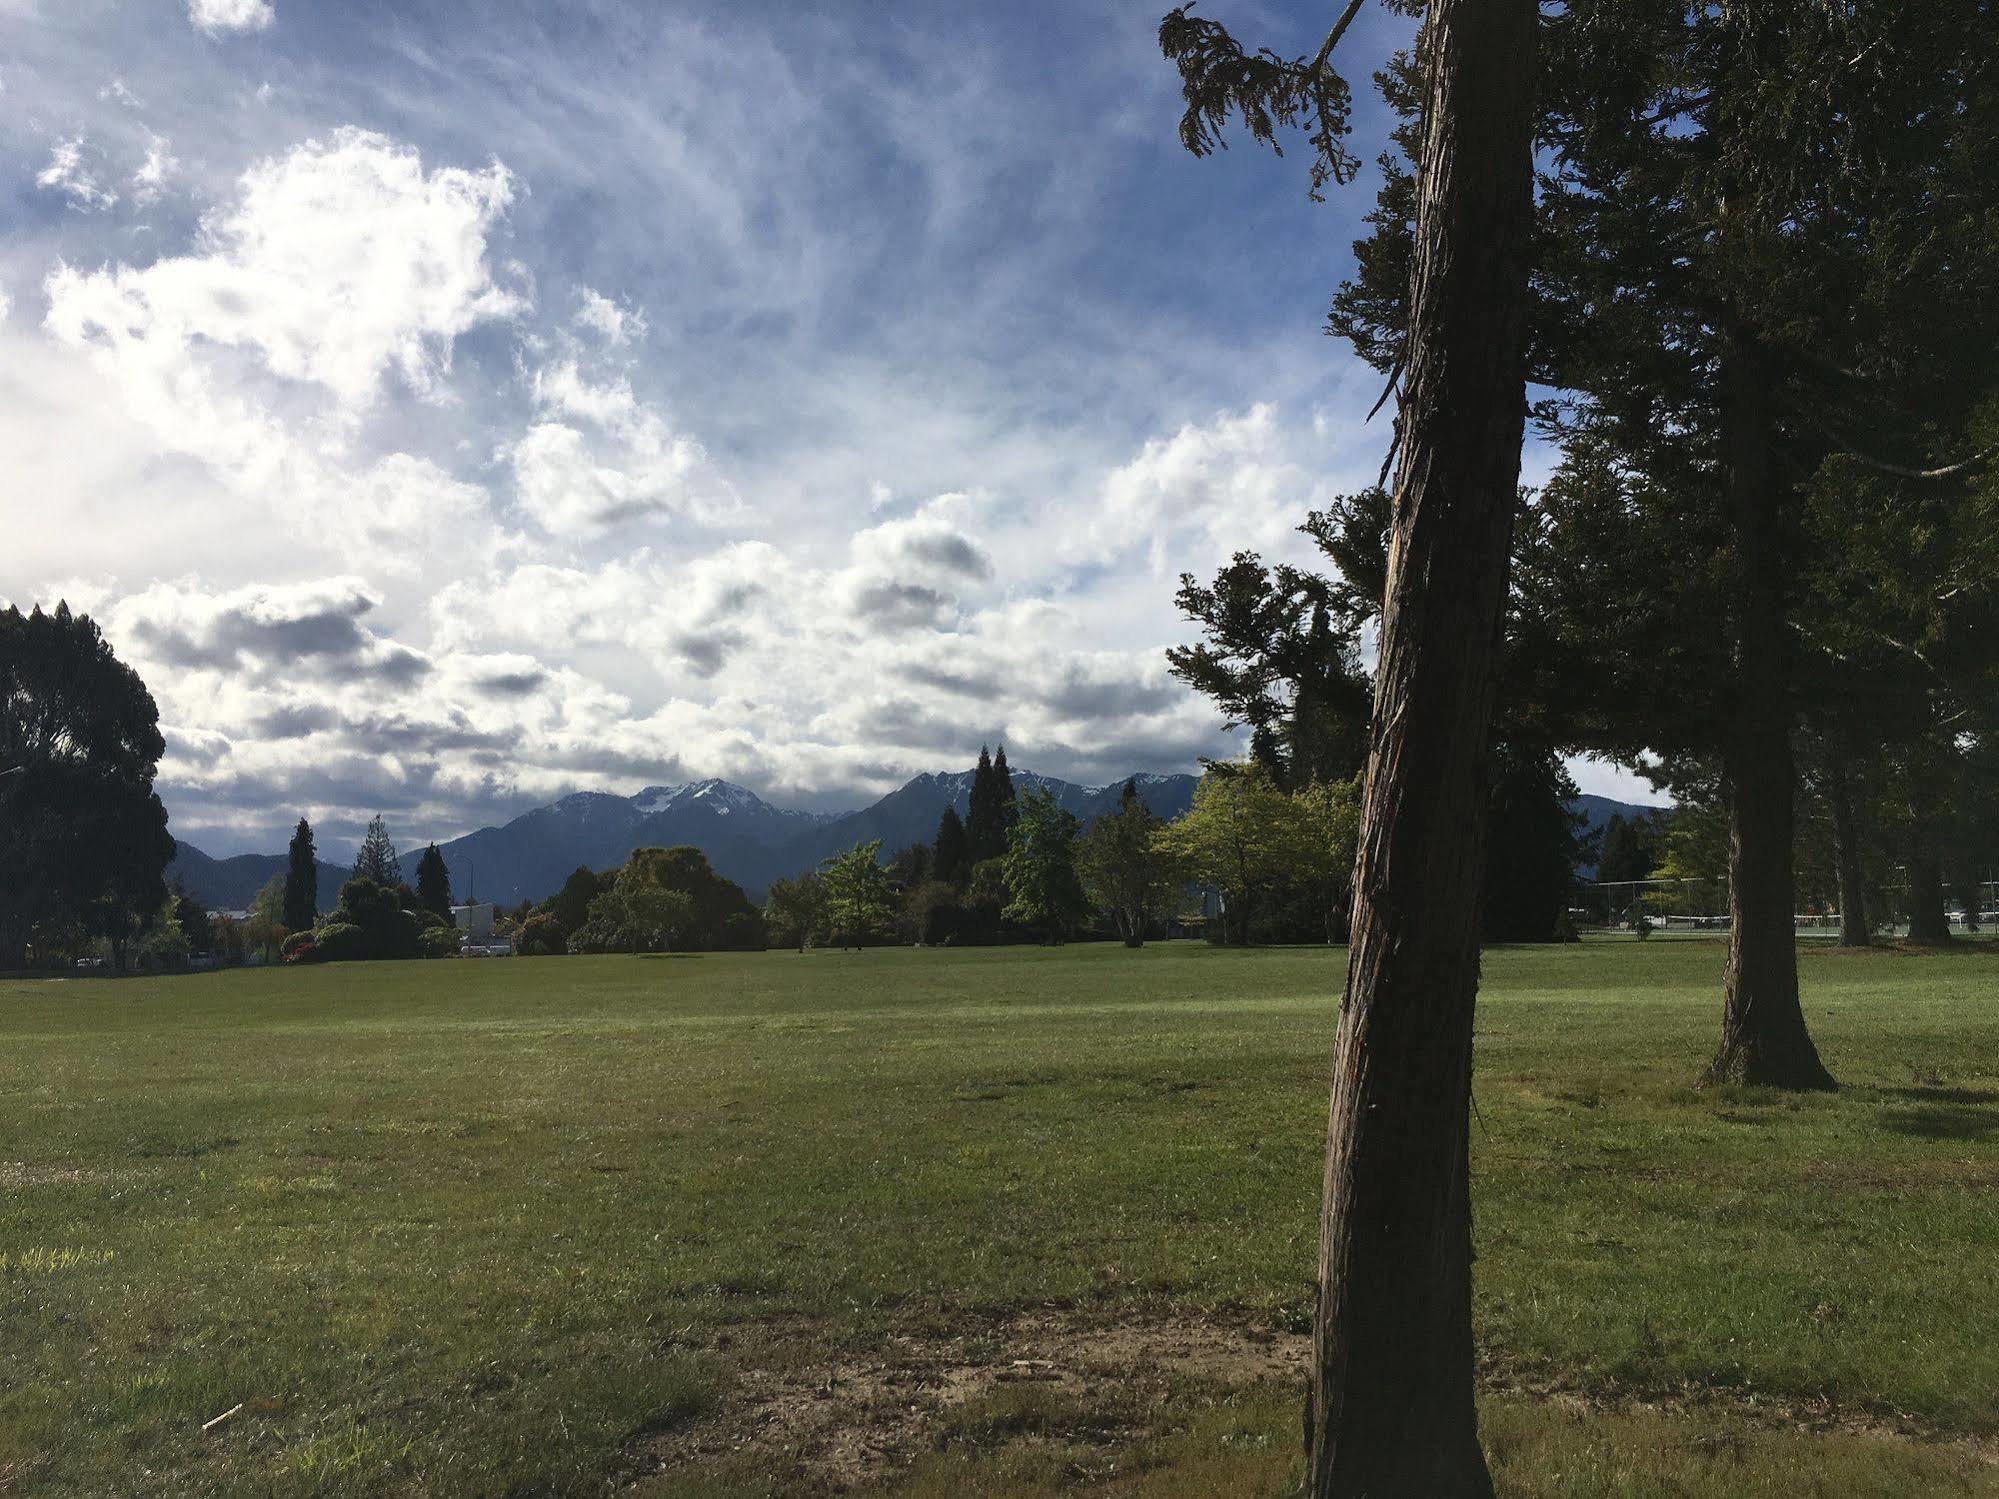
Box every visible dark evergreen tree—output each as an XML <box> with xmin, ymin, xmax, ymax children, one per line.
<box><xmin>992</xmin><ymin>745</ymin><xmax>1019</xmax><ymax>846</ymax></box>
<box><xmin>172</xmin><ymin>886</ymin><xmax>212</xmax><ymax>957</ymax></box>
<box><xmin>932</xmin><ymin>806</ymin><xmax>972</xmax><ymax>890</ymax></box>
<box><xmin>1168</xmin><ymin>552</ymin><xmax>1372</xmax><ymax>790</ymax></box>
<box><xmin>965</xmin><ymin>746</ymin><xmax>1005</xmax><ymax>863</ymax></box>
<box><xmin>0</xmin><ymin>603</ymin><xmax>175</xmax><ymax>969</ymax></box>
<box><xmin>1594</xmin><ymin>813</ymin><xmax>1659</xmax><ymax>890</ymax></box>
<box><xmin>538</xmin><ymin>866</ymin><xmax>605</xmax><ymax>933</ymax></box>
<box><xmin>352</xmin><ymin>815</ymin><xmax>399</xmax><ymax>888</ymax></box>
<box><xmin>1482</xmin><ymin>745</ymin><xmax>1589</xmax><ymax>943</ymax></box>
<box><xmin>415</xmin><ymin>843</ymin><xmax>453</xmax><ymax>918</ymax></box>
<box><xmin>283</xmin><ymin>817</ymin><xmax>318</xmax><ymax>931</ymax></box>
<box><xmin>888</xmin><ymin>842</ymin><xmax>933</xmax><ymax>889</ymax></box>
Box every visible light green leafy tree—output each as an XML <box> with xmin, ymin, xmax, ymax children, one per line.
<box><xmin>1077</xmin><ymin>781</ymin><xmax>1187</xmax><ymax>947</ymax></box>
<box><xmin>1154</xmin><ymin>763</ymin><xmax>1306</xmax><ymax>945</ymax></box>
<box><xmin>819</xmin><ymin>841</ymin><xmax>898</xmax><ymax>949</ymax></box>
<box><xmin>762</xmin><ymin>873</ymin><xmax>827</xmax><ymax>952</ymax></box>
<box><xmin>1002</xmin><ymin>786</ymin><xmax>1092</xmax><ymax>943</ymax></box>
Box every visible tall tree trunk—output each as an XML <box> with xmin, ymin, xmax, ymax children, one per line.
<box><xmin>1906</xmin><ymin>840</ymin><xmax>1951</xmax><ymax>944</ymax></box>
<box><xmin>1306</xmin><ymin>3</ymin><xmax>1536</xmax><ymax>1492</ymax></box>
<box><xmin>1827</xmin><ymin>758</ymin><xmax>1871</xmax><ymax>947</ymax></box>
<box><xmin>1704</xmin><ymin>337</ymin><xmax>1835</xmax><ymax>1090</ymax></box>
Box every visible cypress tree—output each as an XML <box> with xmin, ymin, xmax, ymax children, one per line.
<box><xmin>283</xmin><ymin>818</ymin><xmax>318</xmax><ymax>931</ymax></box>
<box><xmin>415</xmin><ymin>843</ymin><xmax>454</xmax><ymax>917</ymax></box>
<box><xmin>933</xmin><ymin>806</ymin><xmax>972</xmax><ymax>890</ymax></box>
<box><xmin>966</xmin><ymin>746</ymin><xmax>1003</xmax><ymax>863</ymax></box>
<box><xmin>992</xmin><ymin>744</ymin><xmax>1019</xmax><ymax>846</ymax></box>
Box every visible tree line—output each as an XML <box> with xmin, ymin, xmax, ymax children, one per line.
<box><xmin>761</xmin><ymin>747</ymin><xmax>1367</xmax><ymax>951</ymax></box>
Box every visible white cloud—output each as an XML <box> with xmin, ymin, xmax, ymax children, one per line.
<box><xmin>189</xmin><ymin>0</ymin><xmax>274</xmax><ymax>36</ymax></box>
<box><xmin>47</xmin><ymin>127</ymin><xmax>520</xmax><ymax>413</ymax></box>
<box><xmin>509</xmin><ymin>360</ymin><xmax>738</xmax><ymax>531</ymax></box>
<box><xmin>131</xmin><ymin>132</ymin><xmax>179</xmax><ymax>205</ymax></box>
<box><xmin>574</xmin><ymin>286</ymin><xmax>645</xmax><ymax>346</ymax></box>
<box><xmin>36</xmin><ymin>137</ymin><xmax>117</xmax><ymax>211</ymax></box>
<box><xmin>1093</xmin><ymin>403</ymin><xmax>1316</xmax><ymax>574</ymax></box>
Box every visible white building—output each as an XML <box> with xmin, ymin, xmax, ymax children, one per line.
<box><xmin>451</xmin><ymin>902</ymin><xmax>495</xmax><ymax>941</ymax></box>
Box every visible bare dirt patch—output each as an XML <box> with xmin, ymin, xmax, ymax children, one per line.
<box><xmin>631</xmin><ymin>1310</ymin><xmax>1307</xmax><ymax>1492</ymax></box>
<box><xmin>632</xmin><ymin>1312</ymin><xmax>1999</xmax><ymax>1494</ymax></box>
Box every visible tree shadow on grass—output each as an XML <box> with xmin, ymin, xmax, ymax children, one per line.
<box><xmin>1877</xmin><ymin>1100</ymin><xmax>1998</xmax><ymax>1142</ymax></box>
<box><xmin>1879</xmin><ymin>1085</ymin><xmax>1999</xmax><ymax>1107</ymax></box>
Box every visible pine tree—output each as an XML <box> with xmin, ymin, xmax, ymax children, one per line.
<box><xmin>992</xmin><ymin>744</ymin><xmax>1019</xmax><ymax>846</ymax></box>
<box><xmin>415</xmin><ymin>843</ymin><xmax>453</xmax><ymax>917</ymax></box>
<box><xmin>965</xmin><ymin>746</ymin><xmax>1003</xmax><ymax>863</ymax></box>
<box><xmin>353</xmin><ymin>815</ymin><xmax>399</xmax><ymax>887</ymax></box>
<box><xmin>283</xmin><ymin>818</ymin><xmax>318</xmax><ymax>931</ymax></box>
<box><xmin>933</xmin><ymin>807</ymin><xmax>972</xmax><ymax>890</ymax></box>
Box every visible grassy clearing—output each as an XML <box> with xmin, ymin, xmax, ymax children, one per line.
<box><xmin>1</xmin><ymin>941</ymin><xmax>1994</xmax><ymax>1494</ymax></box>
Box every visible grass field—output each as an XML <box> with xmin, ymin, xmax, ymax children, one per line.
<box><xmin>2</xmin><ymin>941</ymin><xmax>1995</xmax><ymax>1495</ymax></box>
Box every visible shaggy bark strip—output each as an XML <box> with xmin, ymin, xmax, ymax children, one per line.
<box><xmin>1306</xmin><ymin>1</ymin><xmax>1538</xmax><ymax>1493</ymax></box>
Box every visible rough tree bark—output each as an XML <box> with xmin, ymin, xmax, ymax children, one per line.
<box><xmin>1906</xmin><ymin>841</ymin><xmax>1952</xmax><ymax>944</ymax></box>
<box><xmin>1827</xmin><ymin>759</ymin><xmax>1872</xmax><ymax>947</ymax></box>
<box><xmin>1305</xmin><ymin>1</ymin><xmax>1536</xmax><ymax>1492</ymax></box>
<box><xmin>1704</xmin><ymin>336</ymin><xmax>1836</xmax><ymax>1090</ymax></box>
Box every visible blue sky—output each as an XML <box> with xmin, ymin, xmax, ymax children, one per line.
<box><xmin>0</xmin><ymin>0</ymin><xmax>1650</xmax><ymax>855</ymax></box>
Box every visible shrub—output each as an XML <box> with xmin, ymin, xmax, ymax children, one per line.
<box><xmin>420</xmin><ymin>926</ymin><xmax>460</xmax><ymax>959</ymax></box>
<box><xmin>281</xmin><ymin>931</ymin><xmax>317</xmax><ymax>963</ymax></box>
<box><xmin>514</xmin><ymin>913</ymin><xmax>569</xmax><ymax>957</ymax></box>
<box><xmin>310</xmin><ymin>923</ymin><xmax>369</xmax><ymax>964</ymax></box>
<box><xmin>324</xmin><ymin>878</ymin><xmax>424</xmax><ymax>960</ymax></box>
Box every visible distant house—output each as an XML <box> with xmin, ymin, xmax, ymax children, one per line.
<box><xmin>451</xmin><ymin>903</ymin><xmax>495</xmax><ymax>941</ymax></box>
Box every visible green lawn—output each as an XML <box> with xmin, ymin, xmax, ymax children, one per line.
<box><xmin>2</xmin><ymin>942</ymin><xmax>1994</xmax><ymax>1495</ymax></box>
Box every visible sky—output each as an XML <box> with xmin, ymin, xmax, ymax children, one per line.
<box><xmin>0</xmin><ymin>0</ymin><xmax>1656</xmax><ymax>856</ymax></box>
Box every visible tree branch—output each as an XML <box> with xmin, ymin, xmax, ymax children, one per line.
<box><xmin>1309</xmin><ymin>0</ymin><xmax>1371</xmax><ymax>79</ymax></box>
<box><xmin>1842</xmin><ymin>444</ymin><xmax>1998</xmax><ymax>482</ymax></box>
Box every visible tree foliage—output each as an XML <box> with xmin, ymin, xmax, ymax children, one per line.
<box><xmin>283</xmin><ymin>818</ymin><xmax>319</xmax><ymax>932</ymax></box>
<box><xmin>352</xmin><ymin>816</ymin><xmax>399</xmax><ymax>887</ymax></box>
<box><xmin>819</xmin><ymin>841</ymin><xmax>898</xmax><ymax>948</ymax></box>
<box><xmin>1077</xmin><ymin>781</ymin><xmax>1186</xmax><ymax>946</ymax></box>
<box><xmin>0</xmin><ymin>603</ymin><xmax>175</xmax><ymax>969</ymax></box>
<box><xmin>415</xmin><ymin>843</ymin><xmax>453</xmax><ymax>918</ymax></box>
<box><xmin>1001</xmin><ymin>786</ymin><xmax>1092</xmax><ymax>941</ymax></box>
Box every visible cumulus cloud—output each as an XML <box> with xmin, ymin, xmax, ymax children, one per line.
<box><xmin>1092</xmin><ymin>403</ymin><xmax>1318</xmax><ymax>574</ymax></box>
<box><xmin>46</xmin><ymin>128</ymin><xmax>520</xmax><ymax>413</ymax></box>
<box><xmin>34</xmin><ymin>130</ymin><xmax>519</xmax><ymax>580</ymax></box>
<box><xmin>108</xmin><ymin>576</ymin><xmax>428</xmax><ymax>684</ymax></box>
<box><xmin>36</xmin><ymin>138</ymin><xmax>117</xmax><ymax>211</ymax></box>
<box><xmin>509</xmin><ymin>360</ymin><xmax>737</xmax><ymax>530</ymax></box>
<box><xmin>189</xmin><ymin>0</ymin><xmax>274</xmax><ymax>36</ymax></box>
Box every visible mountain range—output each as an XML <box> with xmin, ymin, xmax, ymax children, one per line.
<box><xmin>168</xmin><ymin>770</ymin><xmax>1668</xmax><ymax>914</ymax></box>
<box><xmin>166</xmin><ymin>768</ymin><xmax>1204</xmax><ymax>912</ymax></box>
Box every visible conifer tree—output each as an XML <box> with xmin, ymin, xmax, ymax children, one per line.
<box><xmin>992</xmin><ymin>744</ymin><xmax>1019</xmax><ymax>845</ymax></box>
<box><xmin>352</xmin><ymin>815</ymin><xmax>399</xmax><ymax>887</ymax></box>
<box><xmin>283</xmin><ymin>818</ymin><xmax>318</xmax><ymax>931</ymax></box>
<box><xmin>966</xmin><ymin>746</ymin><xmax>1007</xmax><ymax>863</ymax></box>
<box><xmin>933</xmin><ymin>806</ymin><xmax>972</xmax><ymax>890</ymax></box>
<box><xmin>415</xmin><ymin>843</ymin><xmax>453</xmax><ymax>918</ymax></box>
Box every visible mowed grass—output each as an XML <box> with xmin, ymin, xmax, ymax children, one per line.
<box><xmin>1</xmin><ymin>941</ymin><xmax>1994</xmax><ymax>1495</ymax></box>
